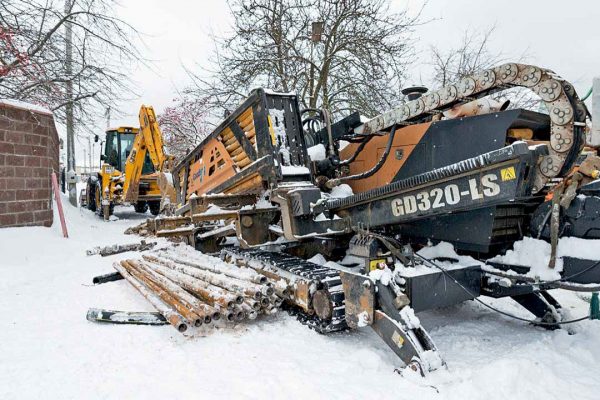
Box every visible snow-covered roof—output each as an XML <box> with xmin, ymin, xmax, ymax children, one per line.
<box><xmin>0</xmin><ymin>98</ymin><xmax>52</xmax><ymax>115</ymax></box>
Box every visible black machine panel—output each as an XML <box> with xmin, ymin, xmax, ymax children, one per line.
<box><xmin>394</xmin><ymin>109</ymin><xmax>550</xmax><ymax>181</ymax></box>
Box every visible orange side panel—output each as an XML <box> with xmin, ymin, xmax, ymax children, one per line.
<box><xmin>186</xmin><ymin>137</ymin><xmax>237</xmax><ymax>198</ymax></box>
<box><xmin>339</xmin><ymin>123</ymin><xmax>431</xmax><ymax>193</ymax></box>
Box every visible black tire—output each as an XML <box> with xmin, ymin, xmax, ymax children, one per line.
<box><xmin>134</xmin><ymin>201</ymin><xmax>148</xmax><ymax>213</ymax></box>
<box><xmin>148</xmin><ymin>201</ymin><xmax>161</xmax><ymax>216</ymax></box>
<box><xmin>94</xmin><ymin>182</ymin><xmax>103</xmax><ymax>217</ymax></box>
<box><xmin>95</xmin><ymin>182</ymin><xmax>114</xmax><ymax>218</ymax></box>
<box><xmin>86</xmin><ymin>178</ymin><xmax>97</xmax><ymax>211</ymax></box>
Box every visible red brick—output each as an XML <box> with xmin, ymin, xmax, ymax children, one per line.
<box><xmin>0</xmin><ymin>203</ymin><xmax>5</xmax><ymax>213</ymax></box>
<box><xmin>13</xmin><ymin>120</ymin><xmax>33</xmax><ymax>133</ymax></box>
<box><xmin>33</xmin><ymin>167</ymin><xmax>49</xmax><ymax>178</ymax></box>
<box><xmin>0</xmin><ymin>189</ymin><xmax>16</xmax><ymax>201</ymax></box>
<box><xmin>5</xmin><ymin>154</ymin><xmax>24</xmax><ymax>166</ymax></box>
<box><xmin>39</xmin><ymin>136</ymin><xmax>48</xmax><ymax>147</ymax></box>
<box><xmin>24</xmin><ymin>156</ymin><xmax>40</xmax><ymax>167</ymax></box>
<box><xmin>34</xmin><ymin>209</ymin><xmax>52</xmax><ymax>222</ymax></box>
<box><xmin>38</xmin><ymin>157</ymin><xmax>48</xmax><ymax>168</ymax></box>
<box><xmin>0</xmin><ymin>118</ymin><xmax>13</xmax><ymax>130</ymax></box>
<box><xmin>0</xmin><ymin>142</ymin><xmax>14</xmax><ymax>154</ymax></box>
<box><xmin>0</xmin><ymin>154</ymin><xmax>4</xmax><ymax>165</ymax></box>
<box><xmin>13</xmin><ymin>143</ymin><xmax>33</xmax><ymax>156</ymax></box>
<box><xmin>31</xmin><ymin>124</ymin><xmax>47</xmax><ymax>135</ymax></box>
<box><xmin>31</xmin><ymin>145</ymin><xmax>45</xmax><ymax>156</ymax></box>
<box><xmin>5</xmin><ymin>131</ymin><xmax>23</xmax><ymax>144</ymax></box>
<box><xmin>25</xmin><ymin>178</ymin><xmax>42</xmax><ymax>189</ymax></box>
<box><xmin>0</xmin><ymin>130</ymin><xmax>5</xmax><ymax>141</ymax></box>
<box><xmin>6</xmin><ymin>201</ymin><xmax>28</xmax><ymax>213</ymax></box>
<box><xmin>23</xmin><ymin>133</ymin><xmax>41</xmax><ymax>146</ymax></box>
<box><xmin>16</xmin><ymin>212</ymin><xmax>34</xmax><ymax>224</ymax></box>
<box><xmin>14</xmin><ymin>167</ymin><xmax>32</xmax><ymax>177</ymax></box>
<box><xmin>15</xmin><ymin>189</ymin><xmax>33</xmax><ymax>200</ymax></box>
<box><xmin>0</xmin><ymin>165</ymin><xmax>14</xmax><ymax>178</ymax></box>
<box><xmin>0</xmin><ymin>214</ymin><xmax>17</xmax><ymax>226</ymax></box>
<box><xmin>7</xmin><ymin>178</ymin><xmax>26</xmax><ymax>190</ymax></box>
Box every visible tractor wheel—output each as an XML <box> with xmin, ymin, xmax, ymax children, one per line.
<box><xmin>95</xmin><ymin>182</ymin><xmax>114</xmax><ymax>219</ymax></box>
<box><xmin>86</xmin><ymin>179</ymin><xmax>96</xmax><ymax>212</ymax></box>
<box><xmin>148</xmin><ymin>201</ymin><xmax>161</xmax><ymax>216</ymax></box>
<box><xmin>94</xmin><ymin>183</ymin><xmax>103</xmax><ymax>217</ymax></box>
<box><xmin>134</xmin><ymin>201</ymin><xmax>148</xmax><ymax>213</ymax></box>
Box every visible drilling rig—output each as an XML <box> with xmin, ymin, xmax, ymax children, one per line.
<box><xmin>150</xmin><ymin>64</ymin><xmax>600</xmax><ymax>374</ymax></box>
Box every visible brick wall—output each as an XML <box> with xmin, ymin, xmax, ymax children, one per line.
<box><xmin>0</xmin><ymin>101</ymin><xmax>60</xmax><ymax>228</ymax></box>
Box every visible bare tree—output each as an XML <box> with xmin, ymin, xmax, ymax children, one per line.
<box><xmin>429</xmin><ymin>27</ymin><xmax>540</xmax><ymax>110</ymax></box>
<box><xmin>0</xmin><ymin>0</ymin><xmax>141</xmax><ymax>128</ymax></box>
<box><xmin>158</xmin><ymin>95</ymin><xmax>212</xmax><ymax>161</ymax></box>
<box><xmin>186</xmin><ymin>0</ymin><xmax>421</xmax><ymax>119</ymax></box>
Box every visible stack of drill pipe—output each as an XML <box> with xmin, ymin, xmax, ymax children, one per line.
<box><xmin>113</xmin><ymin>250</ymin><xmax>285</xmax><ymax>332</ymax></box>
<box><xmin>157</xmin><ymin>249</ymin><xmax>268</xmax><ymax>284</ymax></box>
<box><xmin>112</xmin><ymin>261</ymin><xmax>188</xmax><ymax>333</ymax></box>
<box><xmin>158</xmin><ymin>246</ymin><xmax>294</xmax><ymax>298</ymax></box>
<box><xmin>118</xmin><ymin>260</ymin><xmax>206</xmax><ymax>328</ymax></box>
<box><xmin>141</xmin><ymin>253</ymin><xmax>278</xmax><ymax>322</ymax></box>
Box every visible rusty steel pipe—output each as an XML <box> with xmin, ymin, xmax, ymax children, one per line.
<box><xmin>240</xmin><ymin>303</ymin><xmax>257</xmax><ymax>320</ymax></box>
<box><xmin>132</xmin><ymin>260</ymin><xmax>214</xmax><ymax>325</ymax></box>
<box><xmin>232</xmin><ymin>307</ymin><xmax>245</xmax><ymax>322</ymax></box>
<box><xmin>145</xmin><ymin>254</ymin><xmax>267</xmax><ymax>298</ymax></box>
<box><xmin>143</xmin><ymin>259</ymin><xmax>237</xmax><ymax>309</ymax></box>
<box><xmin>144</xmin><ymin>255</ymin><xmax>251</xmax><ymax>305</ymax></box>
<box><xmin>244</xmin><ymin>299</ymin><xmax>262</xmax><ymax>311</ymax></box>
<box><xmin>122</xmin><ymin>260</ymin><xmax>203</xmax><ymax>328</ymax></box>
<box><xmin>259</xmin><ymin>297</ymin><xmax>271</xmax><ymax>308</ymax></box>
<box><xmin>112</xmin><ymin>261</ymin><xmax>188</xmax><ymax>333</ymax></box>
<box><xmin>223</xmin><ymin>310</ymin><xmax>235</xmax><ymax>322</ymax></box>
<box><xmin>157</xmin><ymin>250</ymin><xmax>267</xmax><ymax>284</ymax></box>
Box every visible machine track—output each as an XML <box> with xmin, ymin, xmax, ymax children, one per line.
<box><xmin>222</xmin><ymin>248</ymin><xmax>347</xmax><ymax>333</ymax></box>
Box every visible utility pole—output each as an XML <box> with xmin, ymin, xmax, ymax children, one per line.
<box><xmin>87</xmin><ymin>136</ymin><xmax>92</xmax><ymax>173</ymax></box>
<box><xmin>65</xmin><ymin>0</ymin><xmax>77</xmax><ymax>206</ymax></box>
<box><xmin>83</xmin><ymin>148</ymin><xmax>87</xmax><ymax>174</ymax></box>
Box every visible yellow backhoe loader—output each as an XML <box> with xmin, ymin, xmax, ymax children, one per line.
<box><xmin>83</xmin><ymin>105</ymin><xmax>173</xmax><ymax>220</ymax></box>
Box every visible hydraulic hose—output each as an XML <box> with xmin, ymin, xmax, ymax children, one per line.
<box><xmin>581</xmin><ymin>87</ymin><xmax>593</xmax><ymax>101</ymax></box>
<box><xmin>328</xmin><ymin>124</ymin><xmax>397</xmax><ymax>187</ymax></box>
<box><xmin>339</xmin><ymin>135</ymin><xmax>374</xmax><ymax>166</ymax></box>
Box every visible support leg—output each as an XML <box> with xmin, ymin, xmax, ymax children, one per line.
<box><xmin>511</xmin><ymin>291</ymin><xmax>561</xmax><ymax>329</ymax></box>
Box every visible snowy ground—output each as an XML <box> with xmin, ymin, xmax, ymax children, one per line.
<box><xmin>1</xmin><ymin>197</ymin><xmax>600</xmax><ymax>399</ymax></box>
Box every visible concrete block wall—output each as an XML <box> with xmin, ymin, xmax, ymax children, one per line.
<box><xmin>0</xmin><ymin>101</ymin><xmax>60</xmax><ymax>228</ymax></box>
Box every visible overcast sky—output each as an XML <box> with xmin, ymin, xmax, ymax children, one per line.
<box><xmin>75</xmin><ymin>0</ymin><xmax>599</xmax><ymax>166</ymax></box>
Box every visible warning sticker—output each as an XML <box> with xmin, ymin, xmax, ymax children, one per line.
<box><xmin>392</xmin><ymin>331</ymin><xmax>405</xmax><ymax>348</ymax></box>
<box><xmin>500</xmin><ymin>166</ymin><xmax>516</xmax><ymax>181</ymax></box>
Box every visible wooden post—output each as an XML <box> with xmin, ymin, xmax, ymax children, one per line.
<box><xmin>51</xmin><ymin>172</ymin><xmax>69</xmax><ymax>238</ymax></box>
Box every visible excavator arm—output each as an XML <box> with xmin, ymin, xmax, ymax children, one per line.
<box><xmin>123</xmin><ymin>105</ymin><xmax>168</xmax><ymax>202</ymax></box>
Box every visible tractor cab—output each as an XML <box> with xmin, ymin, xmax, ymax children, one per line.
<box><xmin>101</xmin><ymin>127</ymin><xmax>154</xmax><ymax>174</ymax></box>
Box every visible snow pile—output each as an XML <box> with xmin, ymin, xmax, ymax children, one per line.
<box><xmin>369</xmin><ymin>266</ymin><xmax>393</xmax><ymax>285</ymax></box>
<box><xmin>417</xmin><ymin>241</ymin><xmax>460</xmax><ymax>260</ymax></box>
<box><xmin>202</xmin><ymin>204</ymin><xmax>224</xmax><ymax>215</ymax></box>
<box><xmin>329</xmin><ymin>183</ymin><xmax>354</xmax><ymax>199</ymax></box>
<box><xmin>307</xmin><ymin>144</ymin><xmax>327</xmax><ymax>161</ymax></box>
<box><xmin>490</xmin><ymin>236</ymin><xmax>600</xmax><ymax>280</ymax></box>
<box><xmin>308</xmin><ymin>254</ymin><xmax>327</xmax><ymax>265</ymax></box>
<box><xmin>357</xmin><ymin>311</ymin><xmax>370</xmax><ymax>327</ymax></box>
<box><xmin>281</xmin><ymin>165</ymin><xmax>310</xmax><ymax>175</ymax></box>
<box><xmin>399</xmin><ymin>306</ymin><xmax>421</xmax><ymax>329</ymax></box>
